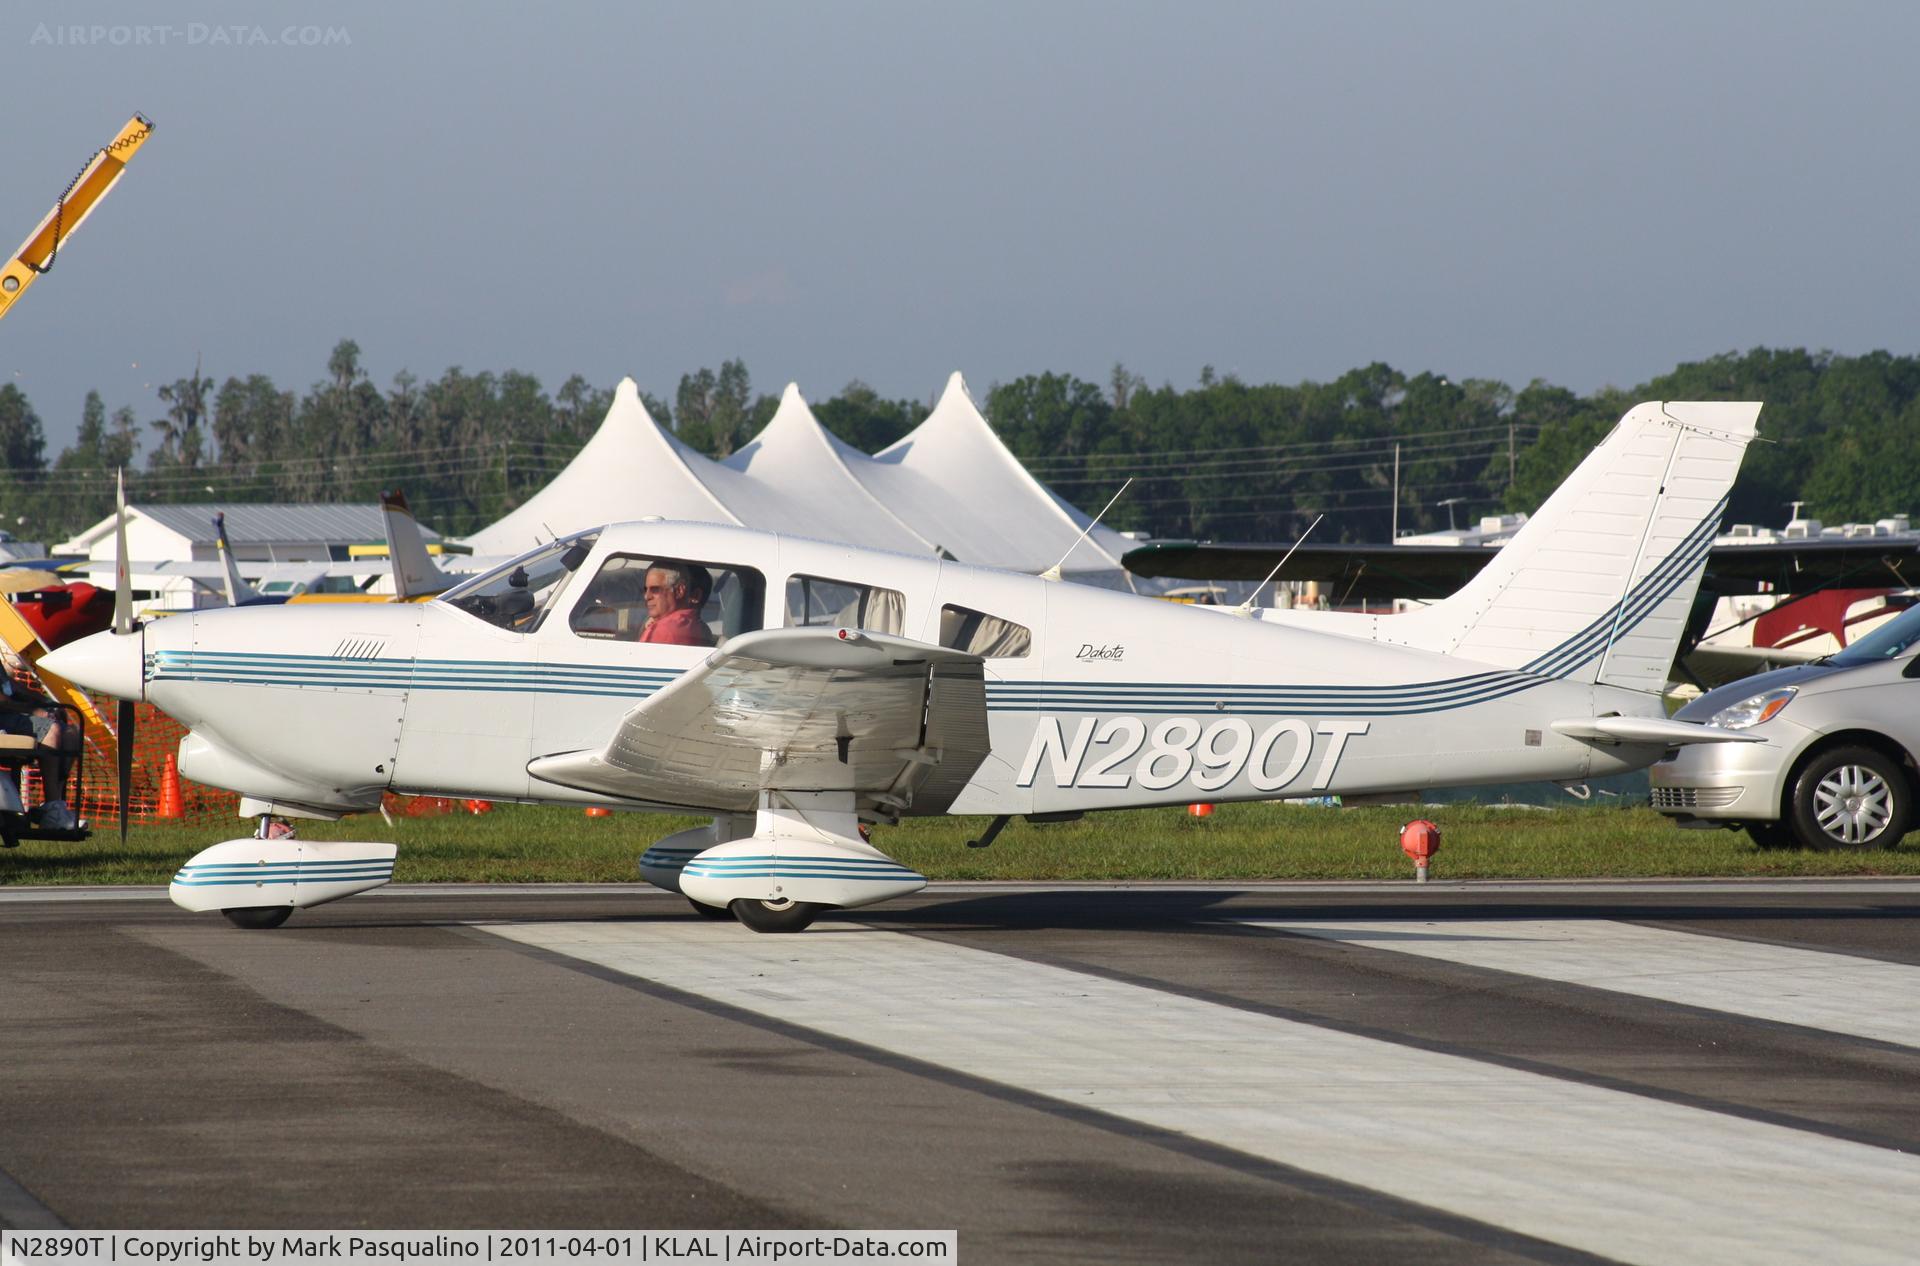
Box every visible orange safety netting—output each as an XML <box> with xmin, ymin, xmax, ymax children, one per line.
<box><xmin>16</xmin><ymin>678</ymin><xmax>490</xmax><ymax>832</ymax></box>
<box><xmin>63</xmin><ymin>699</ymin><xmax>242</xmax><ymax>829</ymax></box>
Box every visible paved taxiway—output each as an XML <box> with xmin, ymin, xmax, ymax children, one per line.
<box><xmin>3</xmin><ymin>881</ymin><xmax>1918</xmax><ymax>1264</ymax></box>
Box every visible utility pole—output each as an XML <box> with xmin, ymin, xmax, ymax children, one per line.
<box><xmin>1392</xmin><ymin>442</ymin><xmax>1401</xmax><ymax>539</ymax></box>
<box><xmin>1508</xmin><ymin>419</ymin><xmax>1516</xmax><ymax>488</ymax></box>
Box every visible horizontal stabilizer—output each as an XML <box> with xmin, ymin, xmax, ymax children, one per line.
<box><xmin>1550</xmin><ymin>716</ymin><xmax>1763</xmax><ymax>746</ymax></box>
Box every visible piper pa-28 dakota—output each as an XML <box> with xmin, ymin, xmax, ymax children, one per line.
<box><xmin>45</xmin><ymin>400</ymin><xmax>1764</xmax><ymax>931</ymax></box>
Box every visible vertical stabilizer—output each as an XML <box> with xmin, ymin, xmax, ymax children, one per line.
<box><xmin>380</xmin><ymin>490</ymin><xmax>452</xmax><ymax>601</ymax></box>
<box><xmin>214</xmin><ymin>512</ymin><xmax>258</xmax><ymax>606</ymax></box>
<box><xmin>1386</xmin><ymin>401</ymin><xmax>1760</xmax><ymax>691</ymax></box>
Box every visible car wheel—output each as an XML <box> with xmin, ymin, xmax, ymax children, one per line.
<box><xmin>1788</xmin><ymin>745</ymin><xmax>1912</xmax><ymax>850</ymax></box>
<box><xmin>1744</xmin><ymin>821</ymin><xmax>1796</xmax><ymax>849</ymax></box>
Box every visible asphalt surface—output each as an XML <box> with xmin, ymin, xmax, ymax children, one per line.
<box><xmin>3</xmin><ymin>880</ymin><xmax>1919</xmax><ymax>1265</ymax></box>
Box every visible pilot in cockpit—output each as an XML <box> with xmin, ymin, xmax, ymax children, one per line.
<box><xmin>637</xmin><ymin>561</ymin><xmax>714</xmax><ymax>646</ymax></box>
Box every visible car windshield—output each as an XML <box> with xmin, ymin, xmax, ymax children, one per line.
<box><xmin>437</xmin><ymin>531</ymin><xmax>600</xmax><ymax>633</ymax></box>
<box><xmin>1827</xmin><ymin>601</ymin><xmax>1920</xmax><ymax>665</ymax></box>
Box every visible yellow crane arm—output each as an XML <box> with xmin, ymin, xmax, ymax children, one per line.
<box><xmin>0</xmin><ymin>113</ymin><xmax>154</xmax><ymax>323</ymax></box>
<box><xmin>0</xmin><ymin>602</ymin><xmax>119</xmax><ymax>770</ymax></box>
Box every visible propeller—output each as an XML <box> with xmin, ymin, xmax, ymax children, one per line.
<box><xmin>112</xmin><ymin>470</ymin><xmax>135</xmax><ymax>844</ymax></box>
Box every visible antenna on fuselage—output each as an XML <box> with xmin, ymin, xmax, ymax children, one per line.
<box><xmin>1229</xmin><ymin>513</ymin><xmax>1324</xmax><ymax>617</ymax></box>
<box><xmin>1039</xmin><ymin>478</ymin><xmax>1133</xmax><ymax>582</ymax></box>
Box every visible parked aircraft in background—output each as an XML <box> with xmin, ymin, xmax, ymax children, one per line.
<box><xmin>63</xmin><ymin>490</ymin><xmax>462</xmax><ymax>610</ymax></box>
<box><xmin>1127</xmin><ymin>510</ymin><xmax>1920</xmax><ymax>689</ymax></box>
<box><xmin>8</xmin><ymin>580</ymin><xmax>114</xmax><ymax>649</ymax></box>
<box><xmin>46</xmin><ymin>402</ymin><xmax>1763</xmax><ymax>932</ymax></box>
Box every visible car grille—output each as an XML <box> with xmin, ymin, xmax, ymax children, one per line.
<box><xmin>1651</xmin><ymin>786</ymin><xmax>1744</xmax><ymax>810</ymax></box>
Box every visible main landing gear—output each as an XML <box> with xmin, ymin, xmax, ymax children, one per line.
<box><xmin>642</xmin><ymin>793</ymin><xmax>928</xmax><ymax>933</ymax></box>
<box><xmin>220</xmin><ymin>814</ymin><xmax>300</xmax><ymax>929</ymax></box>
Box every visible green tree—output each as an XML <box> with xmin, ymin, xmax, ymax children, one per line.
<box><xmin>675</xmin><ymin>359</ymin><xmax>756</xmax><ymax>456</ymax></box>
<box><xmin>814</xmin><ymin>380</ymin><xmax>921</xmax><ymax>452</ymax></box>
<box><xmin>149</xmin><ymin>355</ymin><xmax>214</xmax><ymax>469</ymax></box>
<box><xmin>211</xmin><ymin>374</ymin><xmax>293</xmax><ymax>469</ymax></box>
<box><xmin>59</xmin><ymin>390</ymin><xmax>110</xmax><ymax>470</ymax></box>
<box><xmin>0</xmin><ymin>384</ymin><xmax>48</xmax><ymax>476</ymax></box>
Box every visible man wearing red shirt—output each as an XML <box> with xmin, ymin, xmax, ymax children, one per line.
<box><xmin>637</xmin><ymin>561</ymin><xmax>715</xmax><ymax>646</ymax></box>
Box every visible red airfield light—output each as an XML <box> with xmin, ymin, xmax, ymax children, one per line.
<box><xmin>1400</xmin><ymin>818</ymin><xmax>1441</xmax><ymax>883</ymax></box>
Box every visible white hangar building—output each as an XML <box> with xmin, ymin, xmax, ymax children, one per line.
<box><xmin>54</xmin><ymin>503</ymin><xmax>442</xmax><ymax>609</ymax></box>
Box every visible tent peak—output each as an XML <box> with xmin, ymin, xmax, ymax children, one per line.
<box><xmin>762</xmin><ymin>382</ymin><xmax>823</xmax><ymax>438</ymax></box>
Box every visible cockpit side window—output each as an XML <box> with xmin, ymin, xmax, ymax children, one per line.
<box><xmin>571</xmin><ymin>554</ymin><xmax>766</xmax><ymax>645</ymax></box>
<box><xmin>939</xmin><ymin>603</ymin><xmax>1031</xmax><ymax>658</ymax></box>
<box><xmin>784</xmin><ymin>575</ymin><xmax>906</xmax><ymax>636</ymax></box>
<box><xmin>437</xmin><ymin>532</ymin><xmax>600</xmax><ymax>634</ymax></box>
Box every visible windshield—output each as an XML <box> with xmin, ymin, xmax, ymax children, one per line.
<box><xmin>1828</xmin><ymin>601</ymin><xmax>1920</xmax><ymax>666</ymax></box>
<box><xmin>437</xmin><ymin>531</ymin><xmax>600</xmax><ymax>633</ymax></box>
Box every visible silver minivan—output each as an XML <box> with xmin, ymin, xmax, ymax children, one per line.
<box><xmin>1650</xmin><ymin>604</ymin><xmax>1920</xmax><ymax>849</ymax></box>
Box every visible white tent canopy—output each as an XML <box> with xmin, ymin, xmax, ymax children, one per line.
<box><xmin>464</xmin><ymin>372</ymin><xmax>1138</xmax><ymax>586</ymax></box>
<box><xmin>465</xmin><ymin>379</ymin><xmax>737</xmax><ymax>556</ymax></box>
<box><xmin>855</xmin><ymin>372</ymin><xmax>1133</xmax><ymax>577</ymax></box>
<box><xmin>704</xmin><ymin>383</ymin><xmax>940</xmax><ymax>552</ymax></box>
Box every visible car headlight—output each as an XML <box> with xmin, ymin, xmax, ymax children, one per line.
<box><xmin>1708</xmin><ymin>686</ymin><xmax>1796</xmax><ymax>730</ymax></box>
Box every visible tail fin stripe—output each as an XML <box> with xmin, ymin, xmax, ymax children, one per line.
<box><xmin>1520</xmin><ymin>495</ymin><xmax>1726</xmax><ymax>678</ymax></box>
<box><xmin>1523</xmin><ymin>523</ymin><xmax>1714</xmax><ymax>680</ymax></box>
<box><xmin>1540</xmin><ymin>502</ymin><xmax>1722</xmax><ymax>676</ymax></box>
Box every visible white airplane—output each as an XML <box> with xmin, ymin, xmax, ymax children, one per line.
<box><xmin>45</xmin><ymin>401</ymin><xmax>1765</xmax><ymax>932</ymax></box>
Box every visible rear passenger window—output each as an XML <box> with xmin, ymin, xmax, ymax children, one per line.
<box><xmin>572</xmin><ymin>554</ymin><xmax>766</xmax><ymax>645</ymax></box>
<box><xmin>940</xmin><ymin>603</ymin><xmax>1031</xmax><ymax>658</ymax></box>
<box><xmin>785</xmin><ymin>575</ymin><xmax>906</xmax><ymax>636</ymax></box>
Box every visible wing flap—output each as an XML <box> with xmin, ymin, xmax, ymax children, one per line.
<box><xmin>529</xmin><ymin>628</ymin><xmax>991</xmax><ymax>812</ymax></box>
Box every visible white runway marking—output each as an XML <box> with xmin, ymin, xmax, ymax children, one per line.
<box><xmin>482</xmin><ymin>920</ymin><xmax>1920</xmax><ymax>1266</ymax></box>
<box><xmin>1251</xmin><ymin>918</ymin><xmax>1920</xmax><ymax>1048</ymax></box>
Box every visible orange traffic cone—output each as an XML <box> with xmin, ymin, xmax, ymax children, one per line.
<box><xmin>157</xmin><ymin>754</ymin><xmax>184</xmax><ymax>819</ymax></box>
<box><xmin>1187</xmin><ymin>802</ymin><xmax>1214</xmax><ymax>819</ymax></box>
<box><xmin>465</xmin><ymin>799</ymin><xmax>493</xmax><ymax>815</ymax></box>
<box><xmin>585</xmin><ymin>806</ymin><xmax>612</xmax><ymax>818</ymax></box>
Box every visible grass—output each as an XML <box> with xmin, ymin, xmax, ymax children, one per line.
<box><xmin>5</xmin><ymin>800</ymin><xmax>1920</xmax><ymax>887</ymax></box>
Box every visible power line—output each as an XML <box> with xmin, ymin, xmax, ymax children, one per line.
<box><xmin>1019</xmin><ymin>421</ymin><xmax>1535</xmax><ymax>468</ymax></box>
<box><xmin>1146</xmin><ymin>478</ymin><xmax>1511</xmax><ymax>527</ymax></box>
<box><xmin>1042</xmin><ymin>434</ymin><xmax>1533</xmax><ymax>489</ymax></box>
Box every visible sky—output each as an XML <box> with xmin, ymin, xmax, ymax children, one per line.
<box><xmin>5</xmin><ymin>0</ymin><xmax>1919</xmax><ymax>454</ymax></box>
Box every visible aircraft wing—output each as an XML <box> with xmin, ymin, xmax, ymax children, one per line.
<box><xmin>65</xmin><ymin>558</ymin><xmax>388</xmax><ymax>579</ymax></box>
<box><xmin>1122</xmin><ymin>541</ymin><xmax>1495</xmax><ymax>599</ymax></box>
<box><xmin>527</xmin><ymin>627</ymin><xmax>992</xmax><ymax>814</ymax></box>
<box><xmin>1701</xmin><ymin>538</ymin><xmax>1920</xmax><ymax>594</ymax></box>
<box><xmin>65</xmin><ymin>558</ymin><xmax>234</xmax><ymax>582</ymax></box>
<box><xmin>1125</xmin><ymin>537</ymin><xmax>1920</xmax><ymax>599</ymax></box>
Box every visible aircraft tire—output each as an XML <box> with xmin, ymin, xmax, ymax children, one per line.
<box><xmin>688</xmin><ymin>898</ymin><xmax>735</xmax><ymax>920</ymax></box>
<box><xmin>1787</xmin><ymin>745</ymin><xmax>1911</xmax><ymax>851</ymax></box>
<box><xmin>729</xmin><ymin>898</ymin><xmax>823</xmax><ymax>933</ymax></box>
<box><xmin>223</xmin><ymin>906</ymin><xmax>294</xmax><ymax>930</ymax></box>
